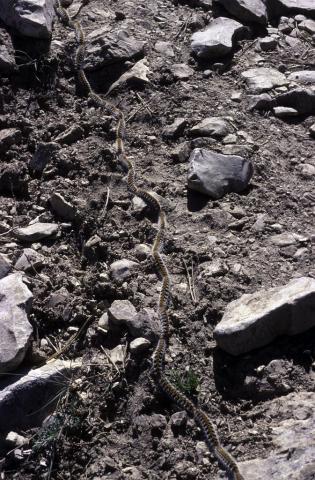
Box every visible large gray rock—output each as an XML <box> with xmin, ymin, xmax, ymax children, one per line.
<box><xmin>215</xmin><ymin>0</ymin><xmax>268</xmax><ymax>25</ymax></box>
<box><xmin>190</xmin><ymin>117</ymin><xmax>229</xmax><ymax>138</ymax></box>
<box><xmin>238</xmin><ymin>392</ymin><xmax>315</xmax><ymax>479</ymax></box>
<box><xmin>241</xmin><ymin>67</ymin><xmax>288</xmax><ymax>93</ymax></box>
<box><xmin>0</xmin><ymin>0</ymin><xmax>55</xmax><ymax>39</ymax></box>
<box><xmin>15</xmin><ymin>222</ymin><xmax>59</xmax><ymax>242</ymax></box>
<box><xmin>274</xmin><ymin>88</ymin><xmax>315</xmax><ymax>114</ymax></box>
<box><xmin>187</xmin><ymin>148</ymin><xmax>253</xmax><ymax>199</ymax></box>
<box><xmin>85</xmin><ymin>29</ymin><xmax>145</xmax><ymax>70</ymax></box>
<box><xmin>0</xmin><ymin>359</ymin><xmax>82</xmax><ymax>433</ymax></box>
<box><xmin>288</xmin><ymin>70</ymin><xmax>315</xmax><ymax>85</ymax></box>
<box><xmin>0</xmin><ymin>274</ymin><xmax>33</xmax><ymax>373</ymax></box>
<box><xmin>269</xmin><ymin>0</ymin><xmax>315</xmax><ymax>19</ymax></box>
<box><xmin>214</xmin><ymin>277</ymin><xmax>315</xmax><ymax>355</ymax></box>
<box><xmin>191</xmin><ymin>17</ymin><xmax>247</xmax><ymax>59</ymax></box>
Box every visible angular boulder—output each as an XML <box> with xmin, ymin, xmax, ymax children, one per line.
<box><xmin>15</xmin><ymin>222</ymin><xmax>59</xmax><ymax>242</ymax></box>
<box><xmin>0</xmin><ymin>0</ymin><xmax>55</xmax><ymax>39</ymax></box>
<box><xmin>191</xmin><ymin>17</ymin><xmax>247</xmax><ymax>59</ymax></box>
<box><xmin>241</xmin><ymin>67</ymin><xmax>288</xmax><ymax>93</ymax></box>
<box><xmin>215</xmin><ymin>0</ymin><xmax>268</xmax><ymax>25</ymax></box>
<box><xmin>214</xmin><ymin>277</ymin><xmax>315</xmax><ymax>355</ymax></box>
<box><xmin>0</xmin><ymin>274</ymin><xmax>33</xmax><ymax>373</ymax></box>
<box><xmin>187</xmin><ymin>148</ymin><xmax>253</xmax><ymax>199</ymax></box>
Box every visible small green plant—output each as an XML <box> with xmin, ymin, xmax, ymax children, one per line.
<box><xmin>170</xmin><ymin>369</ymin><xmax>200</xmax><ymax>396</ymax></box>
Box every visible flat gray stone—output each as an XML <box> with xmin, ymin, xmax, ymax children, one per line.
<box><xmin>190</xmin><ymin>117</ymin><xmax>229</xmax><ymax>138</ymax></box>
<box><xmin>0</xmin><ymin>44</ymin><xmax>15</xmax><ymax>74</ymax></box>
<box><xmin>0</xmin><ymin>0</ymin><xmax>55</xmax><ymax>39</ymax></box>
<box><xmin>191</xmin><ymin>17</ymin><xmax>247</xmax><ymax>59</ymax></box>
<box><xmin>108</xmin><ymin>300</ymin><xmax>137</xmax><ymax>327</ymax></box>
<box><xmin>288</xmin><ymin>70</ymin><xmax>315</xmax><ymax>85</ymax></box>
<box><xmin>214</xmin><ymin>277</ymin><xmax>315</xmax><ymax>355</ymax></box>
<box><xmin>170</xmin><ymin>63</ymin><xmax>194</xmax><ymax>81</ymax></box>
<box><xmin>241</xmin><ymin>67</ymin><xmax>288</xmax><ymax>93</ymax></box>
<box><xmin>0</xmin><ymin>274</ymin><xmax>33</xmax><ymax>373</ymax></box>
<box><xmin>84</xmin><ymin>28</ymin><xmax>145</xmax><ymax>70</ymax></box>
<box><xmin>269</xmin><ymin>0</ymin><xmax>315</xmax><ymax>18</ymax></box>
<box><xmin>187</xmin><ymin>148</ymin><xmax>253</xmax><ymax>199</ymax></box>
<box><xmin>215</xmin><ymin>0</ymin><xmax>268</xmax><ymax>25</ymax></box>
<box><xmin>107</xmin><ymin>59</ymin><xmax>151</xmax><ymax>94</ymax></box>
<box><xmin>109</xmin><ymin>259</ymin><xmax>138</xmax><ymax>282</ymax></box>
<box><xmin>299</xmin><ymin>19</ymin><xmax>315</xmax><ymax>34</ymax></box>
<box><xmin>154</xmin><ymin>41</ymin><xmax>174</xmax><ymax>57</ymax></box>
<box><xmin>15</xmin><ymin>248</ymin><xmax>45</xmax><ymax>272</ymax></box>
<box><xmin>239</xmin><ymin>392</ymin><xmax>315</xmax><ymax>480</ymax></box>
<box><xmin>15</xmin><ymin>223</ymin><xmax>59</xmax><ymax>242</ymax></box>
<box><xmin>29</xmin><ymin>142</ymin><xmax>59</xmax><ymax>172</ymax></box>
<box><xmin>273</xmin><ymin>106</ymin><xmax>299</xmax><ymax>117</ymax></box>
<box><xmin>0</xmin><ymin>360</ymin><xmax>82</xmax><ymax>433</ymax></box>
<box><xmin>259</xmin><ymin>36</ymin><xmax>278</xmax><ymax>51</ymax></box>
<box><xmin>50</xmin><ymin>193</ymin><xmax>76</xmax><ymax>221</ymax></box>
<box><xmin>270</xmin><ymin>232</ymin><xmax>297</xmax><ymax>246</ymax></box>
<box><xmin>129</xmin><ymin>337</ymin><xmax>151</xmax><ymax>354</ymax></box>
<box><xmin>274</xmin><ymin>87</ymin><xmax>315</xmax><ymax>114</ymax></box>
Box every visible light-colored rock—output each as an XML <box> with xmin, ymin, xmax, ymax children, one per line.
<box><xmin>0</xmin><ymin>0</ymin><xmax>55</xmax><ymax>39</ymax></box>
<box><xmin>214</xmin><ymin>277</ymin><xmax>315</xmax><ymax>355</ymax></box>
<box><xmin>288</xmin><ymin>70</ymin><xmax>315</xmax><ymax>85</ymax></box>
<box><xmin>0</xmin><ymin>359</ymin><xmax>82</xmax><ymax>432</ymax></box>
<box><xmin>187</xmin><ymin>148</ymin><xmax>253</xmax><ymax>199</ymax></box>
<box><xmin>84</xmin><ymin>28</ymin><xmax>145</xmax><ymax>70</ymax></box>
<box><xmin>98</xmin><ymin>312</ymin><xmax>109</xmax><ymax>332</ymax></box>
<box><xmin>190</xmin><ymin>117</ymin><xmax>229</xmax><ymax>138</ymax></box>
<box><xmin>0</xmin><ymin>253</ymin><xmax>12</xmax><ymax>279</ymax></box>
<box><xmin>241</xmin><ymin>67</ymin><xmax>287</xmax><ymax>93</ymax></box>
<box><xmin>15</xmin><ymin>223</ymin><xmax>59</xmax><ymax>242</ymax></box>
<box><xmin>155</xmin><ymin>41</ymin><xmax>174</xmax><ymax>57</ymax></box>
<box><xmin>108</xmin><ymin>300</ymin><xmax>137</xmax><ymax>327</ymax></box>
<box><xmin>0</xmin><ymin>44</ymin><xmax>15</xmax><ymax>74</ymax></box>
<box><xmin>299</xmin><ymin>19</ymin><xmax>315</xmax><ymax>34</ymax></box>
<box><xmin>170</xmin><ymin>63</ymin><xmax>193</xmax><ymax>81</ymax></box>
<box><xmin>106</xmin><ymin>59</ymin><xmax>151</xmax><ymax>94</ymax></box>
<box><xmin>50</xmin><ymin>193</ymin><xmax>76</xmax><ymax>221</ymax></box>
<box><xmin>191</xmin><ymin>17</ymin><xmax>247</xmax><ymax>59</ymax></box>
<box><xmin>215</xmin><ymin>0</ymin><xmax>268</xmax><ymax>24</ymax></box>
<box><xmin>199</xmin><ymin>259</ymin><xmax>228</xmax><ymax>277</ymax></box>
<box><xmin>6</xmin><ymin>431</ymin><xmax>29</xmax><ymax>447</ymax></box>
<box><xmin>109</xmin><ymin>345</ymin><xmax>126</xmax><ymax>366</ymax></box>
<box><xmin>15</xmin><ymin>248</ymin><xmax>44</xmax><ymax>272</ymax></box>
<box><xmin>273</xmin><ymin>106</ymin><xmax>299</xmax><ymax>117</ymax></box>
<box><xmin>270</xmin><ymin>232</ymin><xmax>297</xmax><ymax>246</ymax></box>
<box><xmin>299</xmin><ymin>163</ymin><xmax>315</xmax><ymax>178</ymax></box>
<box><xmin>129</xmin><ymin>337</ymin><xmax>151</xmax><ymax>353</ymax></box>
<box><xmin>0</xmin><ymin>274</ymin><xmax>33</xmax><ymax>373</ymax></box>
<box><xmin>109</xmin><ymin>259</ymin><xmax>138</xmax><ymax>282</ymax></box>
<box><xmin>239</xmin><ymin>392</ymin><xmax>315</xmax><ymax>480</ymax></box>
<box><xmin>134</xmin><ymin>243</ymin><xmax>151</xmax><ymax>260</ymax></box>
<box><xmin>0</xmin><ymin>128</ymin><xmax>21</xmax><ymax>153</ymax></box>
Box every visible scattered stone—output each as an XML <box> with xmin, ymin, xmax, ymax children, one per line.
<box><xmin>127</xmin><ymin>308</ymin><xmax>158</xmax><ymax>341</ymax></box>
<box><xmin>223</xmin><ymin>133</ymin><xmax>237</xmax><ymax>144</ymax></box>
<box><xmin>0</xmin><ymin>128</ymin><xmax>21</xmax><ymax>153</ymax></box>
<box><xmin>0</xmin><ymin>161</ymin><xmax>29</xmax><ymax>196</ymax></box>
<box><xmin>129</xmin><ymin>337</ymin><xmax>151</xmax><ymax>354</ymax></box>
<box><xmin>108</xmin><ymin>300</ymin><xmax>137</xmax><ymax>327</ymax></box>
<box><xmin>248</xmin><ymin>93</ymin><xmax>273</xmax><ymax>110</ymax></box>
<box><xmin>214</xmin><ymin>277</ymin><xmax>315</xmax><ymax>355</ymax></box>
<box><xmin>171</xmin><ymin>142</ymin><xmax>191</xmax><ymax>163</ymax></box>
<box><xmin>15</xmin><ymin>223</ymin><xmax>59</xmax><ymax>242</ymax></box>
<box><xmin>0</xmin><ymin>44</ymin><xmax>15</xmax><ymax>74</ymax></box>
<box><xmin>299</xmin><ymin>19</ymin><xmax>315</xmax><ymax>34</ymax></box>
<box><xmin>0</xmin><ymin>274</ymin><xmax>33</xmax><ymax>373</ymax></box>
<box><xmin>134</xmin><ymin>243</ymin><xmax>151</xmax><ymax>260</ymax></box>
<box><xmin>50</xmin><ymin>193</ymin><xmax>76</xmax><ymax>221</ymax></box>
<box><xmin>109</xmin><ymin>259</ymin><xmax>138</xmax><ymax>282</ymax></box>
<box><xmin>54</xmin><ymin>125</ymin><xmax>84</xmax><ymax>145</ymax></box>
<box><xmin>270</xmin><ymin>231</ymin><xmax>297</xmax><ymax>246</ymax></box>
<box><xmin>0</xmin><ymin>253</ymin><xmax>12</xmax><ymax>279</ymax></box>
<box><xmin>0</xmin><ymin>359</ymin><xmax>82</xmax><ymax>432</ymax></box>
<box><xmin>199</xmin><ymin>259</ymin><xmax>228</xmax><ymax>277</ymax></box>
<box><xmin>155</xmin><ymin>41</ymin><xmax>174</xmax><ymax>57</ymax></box>
<box><xmin>309</xmin><ymin>123</ymin><xmax>315</xmax><ymax>138</ymax></box>
<box><xmin>0</xmin><ymin>0</ymin><xmax>55</xmax><ymax>39</ymax></box>
<box><xmin>15</xmin><ymin>248</ymin><xmax>44</xmax><ymax>272</ymax></box>
<box><xmin>109</xmin><ymin>345</ymin><xmax>126</xmax><ymax>366</ymax></box>
<box><xmin>84</xmin><ymin>29</ymin><xmax>145</xmax><ymax>70</ymax></box>
<box><xmin>187</xmin><ymin>148</ymin><xmax>253</xmax><ymax>199</ymax></box>
<box><xmin>295</xmin><ymin>14</ymin><xmax>307</xmax><ymax>23</ymax></box>
<box><xmin>239</xmin><ymin>392</ymin><xmax>315</xmax><ymax>479</ymax></box>
<box><xmin>46</xmin><ymin>286</ymin><xmax>69</xmax><ymax>309</ymax></box>
<box><xmin>107</xmin><ymin>59</ymin><xmax>151</xmax><ymax>94</ymax></box>
<box><xmin>6</xmin><ymin>431</ymin><xmax>28</xmax><ymax>447</ymax></box>
<box><xmin>259</xmin><ymin>36</ymin><xmax>277</xmax><ymax>51</ymax></box>
<box><xmin>241</xmin><ymin>67</ymin><xmax>287</xmax><ymax>93</ymax></box>
<box><xmin>215</xmin><ymin>0</ymin><xmax>268</xmax><ymax>25</ymax></box>
<box><xmin>231</xmin><ymin>91</ymin><xmax>242</xmax><ymax>102</ymax></box>
<box><xmin>191</xmin><ymin>17</ymin><xmax>247</xmax><ymax>60</ymax></box>
<box><xmin>287</xmin><ymin>70</ymin><xmax>315</xmax><ymax>85</ymax></box>
<box><xmin>163</xmin><ymin>118</ymin><xmax>187</xmax><ymax>140</ymax></box>
<box><xmin>299</xmin><ymin>163</ymin><xmax>315</xmax><ymax>178</ymax></box>
<box><xmin>274</xmin><ymin>87</ymin><xmax>315</xmax><ymax>114</ymax></box>
<box><xmin>170</xmin><ymin>63</ymin><xmax>193</xmax><ymax>81</ymax></box>
<box><xmin>170</xmin><ymin>411</ymin><xmax>187</xmax><ymax>429</ymax></box>
<box><xmin>29</xmin><ymin>142</ymin><xmax>59</xmax><ymax>172</ymax></box>
<box><xmin>190</xmin><ymin>117</ymin><xmax>229</xmax><ymax>138</ymax></box>
<box><xmin>273</xmin><ymin>106</ymin><xmax>299</xmax><ymax>117</ymax></box>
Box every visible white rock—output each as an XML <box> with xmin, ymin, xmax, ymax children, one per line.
<box><xmin>109</xmin><ymin>345</ymin><xmax>126</xmax><ymax>366</ymax></box>
<box><xmin>129</xmin><ymin>337</ymin><xmax>151</xmax><ymax>353</ymax></box>
<box><xmin>15</xmin><ymin>223</ymin><xmax>59</xmax><ymax>242</ymax></box>
<box><xmin>0</xmin><ymin>359</ymin><xmax>82</xmax><ymax>432</ymax></box>
<box><xmin>241</xmin><ymin>67</ymin><xmax>288</xmax><ymax>93</ymax></box>
<box><xmin>0</xmin><ymin>0</ymin><xmax>55</xmax><ymax>39</ymax></box>
<box><xmin>273</xmin><ymin>106</ymin><xmax>299</xmax><ymax>117</ymax></box>
<box><xmin>191</xmin><ymin>17</ymin><xmax>247</xmax><ymax>59</ymax></box>
<box><xmin>214</xmin><ymin>277</ymin><xmax>315</xmax><ymax>355</ymax></box>
<box><xmin>15</xmin><ymin>248</ymin><xmax>45</xmax><ymax>272</ymax></box>
<box><xmin>0</xmin><ymin>274</ymin><xmax>33</xmax><ymax>373</ymax></box>
<box><xmin>109</xmin><ymin>259</ymin><xmax>138</xmax><ymax>282</ymax></box>
<box><xmin>108</xmin><ymin>300</ymin><xmax>137</xmax><ymax>326</ymax></box>
<box><xmin>288</xmin><ymin>70</ymin><xmax>315</xmax><ymax>85</ymax></box>
<box><xmin>190</xmin><ymin>117</ymin><xmax>229</xmax><ymax>138</ymax></box>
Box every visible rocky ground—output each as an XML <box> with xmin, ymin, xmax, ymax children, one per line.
<box><xmin>0</xmin><ymin>0</ymin><xmax>315</xmax><ymax>479</ymax></box>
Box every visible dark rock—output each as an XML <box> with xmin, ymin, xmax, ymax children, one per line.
<box><xmin>215</xmin><ymin>0</ymin><xmax>268</xmax><ymax>25</ymax></box>
<box><xmin>29</xmin><ymin>142</ymin><xmax>59</xmax><ymax>172</ymax></box>
<box><xmin>0</xmin><ymin>161</ymin><xmax>29</xmax><ymax>196</ymax></box>
<box><xmin>274</xmin><ymin>87</ymin><xmax>315</xmax><ymax>114</ymax></box>
<box><xmin>15</xmin><ymin>223</ymin><xmax>59</xmax><ymax>242</ymax></box>
<box><xmin>163</xmin><ymin>118</ymin><xmax>187</xmax><ymax>140</ymax></box>
<box><xmin>0</xmin><ymin>128</ymin><xmax>21</xmax><ymax>153</ymax></box>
